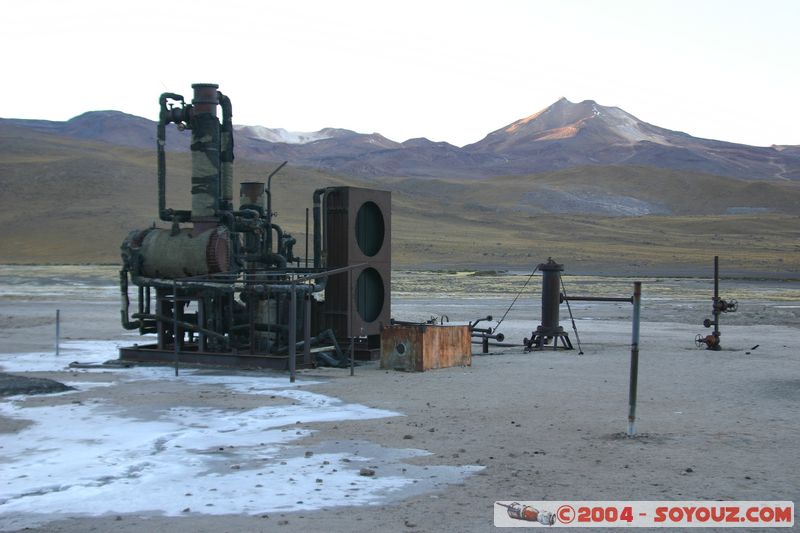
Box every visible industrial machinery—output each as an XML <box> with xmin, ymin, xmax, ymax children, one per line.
<box><xmin>695</xmin><ymin>255</ymin><xmax>737</xmax><ymax>350</ymax></box>
<box><xmin>521</xmin><ymin>258</ymin><xmax>642</xmax><ymax>354</ymax></box>
<box><xmin>523</xmin><ymin>258</ymin><xmax>574</xmax><ymax>350</ymax></box>
<box><xmin>468</xmin><ymin>315</ymin><xmax>505</xmax><ymax>354</ymax></box>
<box><xmin>118</xmin><ymin>83</ymin><xmax>391</xmax><ymax>370</ymax></box>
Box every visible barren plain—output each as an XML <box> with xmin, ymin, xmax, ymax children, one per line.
<box><xmin>0</xmin><ymin>267</ymin><xmax>798</xmax><ymax>532</ymax></box>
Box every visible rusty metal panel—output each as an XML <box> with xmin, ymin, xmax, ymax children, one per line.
<box><xmin>324</xmin><ymin>187</ymin><xmax>391</xmax><ymax>338</ymax></box>
<box><xmin>380</xmin><ymin>325</ymin><xmax>471</xmax><ymax>372</ymax></box>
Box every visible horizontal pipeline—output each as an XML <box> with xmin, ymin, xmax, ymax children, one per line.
<box><xmin>561</xmin><ymin>295</ymin><xmax>633</xmax><ymax>304</ymax></box>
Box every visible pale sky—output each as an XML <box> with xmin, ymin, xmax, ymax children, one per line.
<box><xmin>2</xmin><ymin>0</ymin><xmax>798</xmax><ymax>147</ymax></box>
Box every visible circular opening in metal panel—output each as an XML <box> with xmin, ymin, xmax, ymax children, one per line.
<box><xmin>356</xmin><ymin>267</ymin><xmax>385</xmax><ymax>323</ymax></box>
<box><xmin>355</xmin><ymin>201</ymin><xmax>385</xmax><ymax>257</ymax></box>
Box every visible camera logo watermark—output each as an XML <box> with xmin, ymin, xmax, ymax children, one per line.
<box><xmin>494</xmin><ymin>501</ymin><xmax>794</xmax><ymax>527</ymax></box>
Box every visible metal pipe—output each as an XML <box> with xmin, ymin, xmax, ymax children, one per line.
<box><xmin>266</xmin><ymin>161</ymin><xmax>287</xmax><ymax>250</ymax></box>
<box><xmin>312</xmin><ymin>188</ymin><xmax>327</xmax><ymax>268</ymax></box>
<box><xmin>562</xmin><ymin>296</ymin><xmax>634</xmax><ymax>303</ymax></box>
<box><xmin>270</xmin><ymin>223</ymin><xmax>286</xmax><ymax>256</ymax></box>
<box><xmin>303</xmin><ymin>294</ymin><xmax>311</xmax><ymax>366</ymax></box>
<box><xmin>305</xmin><ymin>207</ymin><xmax>309</xmax><ymax>269</ymax></box>
<box><xmin>157</xmin><ymin>92</ymin><xmax>190</xmax><ymax>223</ymax></box>
<box><xmin>264</xmin><ymin>189</ymin><xmax>272</xmax><ymax>252</ymax></box>
<box><xmin>217</xmin><ymin>91</ymin><xmax>234</xmax><ymax>210</ymax></box>
<box><xmin>119</xmin><ymin>270</ymin><xmax>140</xmax><ymax>330</ymax></box>
<box><xmin>158</xmin><ymin>92</ymin><xmax>180</xmax><ymax>222</ymax></box>
<box><xmin>349</xmin><ymin>268</ymin><xmax>354</xmax><ymax>376</ymax></box>
<box><xmin>713</xmin><ymin>255</ymin><xmax>720</xmax><ymax>338</ymax></box>
<box><xmin>135</xmin><ymin>313</ymin><xmax>229</xmax><ymax>341</ymax></box>
<box><xmin>628</xmin><ymin>281</ymin><xmax>642</xmax><ymax>437</ymax></box>
<box><xmin>55</xmin><ymin>309</ymin><xmax>60</xmax><ymax>356</ymax></box>
<box><xmin>173</xmin><ymin>281</ymin><xmax>179</xmax><ymax>376</ymax></box>
<box><xmin>289</xmin><ymin>284</ymin><xmax>297</xmax><ymax>383</ymax></box>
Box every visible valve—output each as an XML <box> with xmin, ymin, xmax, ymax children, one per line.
<box><xmin>695</xmin><ymin>333</ymin><xmax>720</xmax><ymax>350</ymax></box>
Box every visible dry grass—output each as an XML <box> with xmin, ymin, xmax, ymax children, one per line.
<box><xmin>1</xmin><ymin>128</ymin><xmax>799</xmax><ymax>277</ymax></box>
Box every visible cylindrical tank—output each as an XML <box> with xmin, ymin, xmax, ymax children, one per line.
<box><xmin>122</xmin><ymin>226</ymin><xmax>229</xmax><ymax>279</ymax></box>
<box><xmin>239</xmin><ymin>181</ymin><xmax>266</xmax><ymax>213</ymax></box>
<box><xmin>538</xmin><ymin>258</ymin><xmax>564</xmax><ymax>335</ymax></box>
<box><xmin>190</xmin><ymin>83</ymin><xmax>221</xmax><ymax>221</ymax></box>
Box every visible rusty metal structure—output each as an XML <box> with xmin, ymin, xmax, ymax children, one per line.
<box><xmin>695</xmin><ymin>255</ymin><xmax>737</xmax><ymax>350</ymax></box>
<box><xmin>380</xmin><ymin>324</ymin><xmax>471</xmax><ymax>372</ymax></box>
<box><xmin>468</xmin><ymin>315</ymin><xmax>505</xmax><ymax>354</ymax></box>
<box><xmin>523</xmin><ymin>258</ymin><xmax>573</xmax><ymax>350</ymax></box>
<box><xmin>119</xmin><ymin>83</ymin><xmax>390</xmax><ymax>370</ymax></box>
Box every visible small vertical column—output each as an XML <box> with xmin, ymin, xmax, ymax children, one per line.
<box><xmin>289</xmin><ymin>284</ymin><xmax>297</xmax><ymax>383</ymax></box>
<box><xmin>55</xmin><ymin>309</ymin><xmax>60</xmax><ymax>356</ymax></box>
<box><xmin>303</xmin><ymin>293</ymin><xmax>312</xmax><ymax>366</ymax></box>
<box><xmin>173</xmin><ymin>281</ymin><xmax>180</xmax><ymax>377</ymax></box>
<box><xmin>628</xmin><ymin>281</ymin><xmax>642</xmax><ymax>437</ymax></box>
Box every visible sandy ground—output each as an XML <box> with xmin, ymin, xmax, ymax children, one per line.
<box><xmin>0</xmin><ymin>272</ymin><xmax>798</xmax><ymax>532</ymax></box>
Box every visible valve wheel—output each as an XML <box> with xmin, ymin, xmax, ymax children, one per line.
<box><xmin>695</xmin><ymin>334</ymin><xmax>707</xmax><ymax>348</ymax></box>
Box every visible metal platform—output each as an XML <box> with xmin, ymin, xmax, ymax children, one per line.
<box><xmin>119</xmin><ymin>343</ymin><xmax>312</xmax><ymax>370</ymax></box>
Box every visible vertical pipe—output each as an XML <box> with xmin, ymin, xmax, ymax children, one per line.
<box><xmin>138</xmin><ymin>285</ymin><xmax>144</xmax><ymax>317</ymax></box>
<box><xmin>303</xmin><ymin>293</ymin><xmax>311</xmax><ymax>366</ymax></box>
<box><xmin>55</xmin><ymin>309</ymin><xmax>60</xmax><ymax>356</ymax></box>
<box><xmin>198</xmin><ymin>298</ymin><xmax>206</xmax><ymax>351</ymax></box>
<box><xmin>289</xmin><ymin>284</ymin><xmax>297</xmax><ymax>383</ymax></box>
<box><xmin>173</xmin><ymin>281</ymin><xmax>179</xmax><ymax>377</ymax></box>
<box><xmin>266</xmin><ymin>161</ymin><xmax>287</xmax><ymax>254</ymax></box>
<box><xmin>349</xmin><ymin>268</ymin><xmax>355</xmax><ymax>376</ymax></box>
<box><xmin>305</xmin><ymin>207</ymin><xmax>309</xmax><ymax>269</ymax></box>
<box><xmin>312</xmin><ymin>188</ymin><xmax>326</xmax><ymax>269</ymax></box>
<box><xmin>218</xmin><ymin>92</ymin><xmax>234</xmax><ymax>210</ymax></box>
<box><xmin>266</xmin><ymin>285</ymin><xmax>272</xmax><ymax>355</ymax></box>
<box><xmin>190</xmin><ymin>83</ymin><xmax>221</xmax><ymax>221</ymax></box>
<box><xmin>156</xmin><ymin>289</ymin><xmax>165</xmax><ymax>350</ymax></box>
<box><xmin>248</xmin><ymin>282</ymin><xmax>255</xmax><ymax>355</ymax></box>
<box><xmin>713</xmin><ymin>255</ymin><xmax>720</xmax><ymax>339</ymax></box>
<box><xmin>628</xmin><ymin>281</ymin><xmax>642</xmax><ymax>437</ymax></box>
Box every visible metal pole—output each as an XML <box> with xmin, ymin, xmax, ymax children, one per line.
<box><xmin>55</xmin><ymin>309</ymin><xmax>60</xmax><ymax>356</ymax></box>
<box><xmin>289</xmin><ymin>283</ymin><xmax>297</xmax><ymax>383</ymax></box>
<box><xmin>627</xmin><ymin>281</ymin><xmax>641</xmax><ymax>437</ymax></box>
<box><xmin>303</xmin><ymin>293</ymin><xmax>311</xmax><ymax>366</ymax></box>
<box><xmin>265</xmin><ymin>285</ymin><xmax>271</xmax><ymax>355</ymax></box>
<box><xmin>713</xmin><ymin>255</ymin><xmax>720</xmax><ymax>339</ymax></box>
<box><xmin>173</xmin><ymin>280</ymin><xmax>179</xmax><ymax>377</ymax></box>
<box><xmin>305</xmin><ymin>207</ymin><xmax>309</xmax><ymax>269</ymax></box>
<box><xmin>349</xmin><ymin>269</ymin><xmax>355</xmax><ymax>377</ymax></box>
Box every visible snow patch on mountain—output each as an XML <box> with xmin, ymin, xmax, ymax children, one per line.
<box><xmin>235</xmin><ymin>125</ymin><xmax>336</xmax><ymax>144</ymax></box>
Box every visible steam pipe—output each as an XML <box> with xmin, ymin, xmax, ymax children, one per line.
<box><xmin>312</xmin><ymin>187</ymin><xmax>329</xmax><ymax>268</ymax></box>
<box><xmin>218</xmin><ymin>91</ymin><xmax>234</xmax><ymax>210</ymax></box>
<box><xmin>265</xmin><ymin>162</ymin><xmax>287</xmax><ymax>251</ymax></box>
<box><xmin>119</xmin><ymin>270</ymin><xmax>139</xmax><ymax>330</ymax></box>
<box><xmin>233</xmin><ymin>253</ymin><xmax>286</xmax><ymax>266</ymax></box>
<box><xmin>713</xmin><ymin>255</ymin><xmax>720</xmax><ymax>339</ymax></box>
<box><xmin>561</xmin><ymin>295</ymin><xmax>634</xmax><ymax>303</ymax></box>
<box><xmin>270</xmin><ymin>223</ymin><xmax>286</xmax><ymax>255</ymax></box>
<box><xmin>157</xmin><ymin>92</ymin><xmax>190</xmax><ymax>222</ymax></box>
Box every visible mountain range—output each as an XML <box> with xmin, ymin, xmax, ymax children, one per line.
<box><xmin>2</xmin><ymin>97</ymin><xmax>800</xmax><ymax>273</ymax></box>
<box><xmin>3</xmin><ymin>97</ymin><xmax>799</xmax><ymax>181</ymax></box>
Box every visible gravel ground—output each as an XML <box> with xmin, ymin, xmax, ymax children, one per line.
<box><xmin>0</xmin><ymin>273</ymin><xmax>798</xmax><ymax>532</ymax></box>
